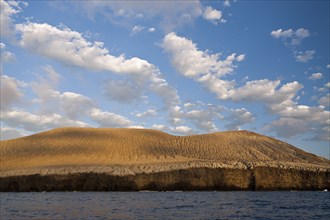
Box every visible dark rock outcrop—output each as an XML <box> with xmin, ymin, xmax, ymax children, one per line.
<box><xmin>1</xmin><ymin>167</ymin><xmax>329</xmax><ymax>192</ymax></box>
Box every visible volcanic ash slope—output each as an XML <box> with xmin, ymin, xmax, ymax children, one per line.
<box><xmin>1</xmin><ymin>127</ymin><xmax>329</xmax><ymax>191</ymax></box>
<box><xmin>1</xmin><ymin>127</ymin><xmax>328</xmax><ymax>175</ymax></box>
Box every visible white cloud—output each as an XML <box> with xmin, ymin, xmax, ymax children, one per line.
<box><xmin>0</xmin><ymin>0</ymin><xmax>26</xmax><ymax>39</ymax></box>
<box><xmin>1</xmin><ymin>110</ymin><xmax>88</xmax><ymax>132</ymax></box>
<box><xmin>103</xmin><ymin>80</ymin><xmax>141</xmax><ymax>103</ymax></box>
<box><xmin>151</xmin><ymin>124</ymin><xmax>168</xmax><ymax>131</ymax></box>
<box><xmin>150</xmin><ymin>124</ymin><xmax>194</xmax><ymax>135</ymax></box>
<box><xmin>270</xmin><ymin>28</ymin><xmax>310</xmax><ymax>45</ymax></box>
<box><xmin>172</xmin><ymin>126</ymin><xmax>194</xmax><ymax>135</ymax></box>
<box><xmin>311</xmin><ymin>126</ymin><xmax>330</xmax><ymax>142</ymax></box>
<box><xmin>202</xmin><ymin>6</ymin><xmax>225</xmax><ymax>24</ymax></box>
<box><xmin>162</xmin><ymin>32</ymin><xmax>243</xmax><ymax>78</ymax></box>
<box><xmin>0</xmin><ymin>127</ymin><xmax>30</xmax><ymax>140</ymax></box>
<box><xmin>16</xmin><ymin>22</ymin><xmax>151</xmax><ymax>74</ymax></box>
<box><xmin>0</xmin><ymin>75</ymin><xmax>23</xmax><ymax>110</ymax></box>
<box><xmin>231</xmin><ymin>80</ymin><xmax>303</xmax><ymax>113</ymax></box>
<box><xmin>1</xmin><ymin>73</ymin><xmax>138</xmax><ymax>134</ymax></box>
<box><xmin>294</xmin><ymin>50</ymin><xmax>315</xmax><ymax>62</ymax></box>
<box><xmin>162</xmin><ymin>33</ymin><xmax>303</xmax><ymax>113</ymax></box>
<box><xmin>135</xmin><ymin>109</ymin><xmax>157</xmax><ymax>118</ymax></box>
<box><xmin>327</xmin><ymin>64</ymin><xmax>330</xmax><ymax>69</ymax></box>
<box><xmin>267</xmin><ymin>118</ymin><xmax>309</xmax><ymax>138</ymax></box>
<box><xmin>43</xmin><ymin>65</ymin><xmax>61</xmax><ymax>84</ymax></box>
<box><xmin>271</xmin><ymin>28</ymin><xmax>314</xmax><ymax>63</ymax></box>
<box><xmin>130</xmin><ymin>25</ymin><xmax>145</xmax><ymax>35</ymax></box>
<box><xmin>15</xmin><ymin>22</ymin><xmax>180</xmax><ymax>113</ymax></box>
<box><xmin>74</xmin><ymin>1</ymin><xmax>203</xmax><ymax>32</ymax></box>
<box><xmin>325</xmin><ymin>82</ymin><xmax>330</xmax><ymax>88</ymax></box>
<box><xmin>266</xmin><ymin>105</ymin><xmax>330</xmax><ymax>141</ymax></box>
<box><xmin>295</xmin><ymin>28</ymin><xmax>310</xmax><ymax>38</ymax></box>
<box><xmin>225</xmin><ymin>108</ymin><xmax>254</xmax><ymax>130</ymax></box>
<box><xmin>309</xmin><ymin>72</ymin><xmax>323</xmax><ymax>80</ymax></box>
<box><xmin>224</xmin><ymin>0</ymin><xmax>231</xmax><ymax>7</ymax></box>
<box><xmin>148</xmin><ymin>27</ymin><xmax>156</xmax><ymax>32</ymax></box>
<box><xmin>163</xmin><ymin>33</ymin><xmax>329</xmax><ymax>140</ymax></box>
<box><xmin>1</xmin><ymin>50</ymin><xmax>15</xmax><ymax>63</ymax></box>
<box><xmin>236</xmin><ymin>54</ymin><xmax>246</xmax><ymax>62</ymax></box>
<box><xmin>271</xmin><ymin>29</ymin><xmax>294</xmax><ymax>38</ymax></box>
<box><xmin>25</xmin><ymin>66</ymin><xmax>95</xmax><ymax>120</ymax></box>
<box><xmin>0</xmin><ymin>42</ymin><xmax>15</xmax><ymax>63</ymax></box>
<box><xmin>89</xmin><ymin>108</ymin><xmax>132</xmax><ymax>128</ymax></box>
<box><xmin>318</xmin><ymin>94</ymin><xmax>329</xmax><ymax>107</ymax></box>
<box><xmin>184</xmin><ymin>105</ymin><xmax>225</xmax><ymax>132</ymax></box>
<box><xmin>60</xmin><ymin>92</ymin><xmax>95</xmax><ymax>119</ymax></box>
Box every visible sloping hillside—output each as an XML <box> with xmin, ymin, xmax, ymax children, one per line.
<box><xmin>1</xmin><ymin>127</ymin><xmax>328</xmax><ymax>177</ymax></box>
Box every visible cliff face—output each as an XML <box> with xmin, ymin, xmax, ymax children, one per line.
<box><xmin>1</xmin><ymin>128</ymin><xmax>329</xmax><ymax>191</ymax></box>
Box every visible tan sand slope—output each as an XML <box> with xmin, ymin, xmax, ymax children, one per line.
<box><xmin>1</xmin><ymin>127</ymin><xmax>329</xmax><ymax>176</ymax></box>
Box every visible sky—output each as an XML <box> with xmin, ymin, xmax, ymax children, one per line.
<box><xmin>0</xmin><ymin>0</ymin><xmax>329</xmax><ymax>159</ymax></box>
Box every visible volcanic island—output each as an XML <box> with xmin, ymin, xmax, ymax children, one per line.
<box><xmin>1</xmin><ymin>127</ymin><xmax>329</xmax><ymax>191</ymax></box>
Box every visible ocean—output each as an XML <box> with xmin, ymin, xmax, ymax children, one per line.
<box><xmin>1</xmin><ymin>191</ymin><xmax>329</xmax><ymax>219</ymax></box>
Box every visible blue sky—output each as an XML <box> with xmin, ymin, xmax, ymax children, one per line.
<box><xmin>1</xmin><ymin>0</ymin><xmax>329</xmax><ymax>158</ymax></box>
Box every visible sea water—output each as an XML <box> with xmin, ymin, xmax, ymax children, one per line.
<box><xmin>1</xmin><ymin>191</ymin><xmax>329</xmax><ymax>219</ymax></box>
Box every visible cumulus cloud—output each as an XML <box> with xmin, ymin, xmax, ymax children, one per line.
<box><xmin>151</xmin><ymin>124</ymin><xmax>195</xmax><ymax>135</ymax></box>
<box><xmin>294</xmin><ymin>50</ymin><xmax>315</xmax><ymax>62</ymax></box>
<box><xmin>309</xmin><ymin>72</ymin><xmax>323</xmax><ymax>80</ymax></box>
<box><xmin>15</xmin><ymin>21</ymin><xmax>179</xmax><ymax>113</ymax></box>
<box><xmin>231</xmin><ymin>80</ymin><xmax>304</xmax><ymax>115</ymax></box>
<box><xmin>266</xmin><ymin>105</ymin><xmax>329</xmax><ymax>141</ymax></box>
<box><xmin>270</xmin><ymin>28</ymin><xmax>310</xmax><ymax>46</ymax></box>
<box><xmin>318</xmin><ymin>94</ymin><xmax>329</xmax><ymax>107</ymax></box>
<box><xmin>148</xmin><ymin>27</ymin><xmax>156</xmax><ymax>32</ymax></box>
<box><xmin>266</xmin><ymin>118</ymin><xmax>309</xmax><ymax>138</ymax></box>
<box><xmin>43</xmin><ymin>65</ymin><xmax>61</xmax><ymax>84</ymax></box>
<box><xmin>0</xmin><ymin>0</ymin><xmax>27</xmax><ymax>39</ymax></box>
<box><xmin>89</xmin><ymin>108</ymin><xmax>132</xmax><ymax>128</ymax></box>
<box><xmin>0</xmin><ymin>42</ymin><xmax>16</xmax><ymax>63</ymax></box>
<box><xmin>223</xmin><ymin>0</ymin><xmax>231</xmax><ymax>7</ymax></box>
<box><xmin>225</xmin><ymin>108</ymin><xmax>255</xmax><ymax>130</ymax></box>
<box><xmin>184</xmin><ymin>106</ymin><xmax>223</xmax><ymax>132</ymax></box>
<box><xmin>16</xmin><ymin>22</ymin><xmax>154</xmax><ymax>74</ymax></box>
<box><xmin>162</xmin><ymin>32</ymin><xmax>244</xmax><ymax>79</ymax></box>
<box><xmin>0</xmin><ymin>127</ymin><xmax>29</xmax><ymax>140</ymax></box>
<box><xmin>172</xmin><ymin>126</ymin><xmax>194</xmax><ymax>135</ymax></box>
<box><xmin>1</xmin><ymin>51</ymin><xmax>15</xmax><ymax>63</ymax></box>
<box><xmin>73</xmin><ymin>1</ymin><xmax>203</xmax><ymax>32</ymax></box>
<box><xmin>1</xmin><ymin>110</ymin><xmax>89</xmax><ymax>132</ymax></box>
<box><xmin>60</xmin><ymin>92</ymin><xmax>95</xmax><ymax>119</ymax></box>
<box><xmin>30</xmin><ymin>66</ymin><xmax>95</xmax><ymax>118</ymax></box>
<box><xmin>0</xmin><ymin>68</ymin><xmax>138</xmax><ymax>136</ymax></box>
<box><xmin>103</xmin><ymin>80</ymin><xmax>141</xmax><ymax>103</ymax></box>
<box><xmin>0</xmin><ymin>75</ymin><xmax>23</xmax><ymax>110</ymax></box>
<box><xmin>130</xmin><ymin>25</ymin><xmax>145</xmax><ymax>35</ymax></box>
<box><xmin>135</xmin><ymin>109</ymin><xmax>157</xmax><ymax>118</ymax></box>
<box><xmin>202</xmin><ymin>6</ymin><xmax>225</xmax><ymax>24</ymax></box>
<box><xmin>163</xmin><ymin>33</ymin><xmax>329</xmax><ymax>140</ymax></box>
<box><xmin>162</xmin><ymin>33</ymin><xmax>302</xmax><ymax>113</ymax></box>
<box><xmin>271</xmin><ymin>28</ymin><xmax>315</xmax><ymax>63</ymax></box>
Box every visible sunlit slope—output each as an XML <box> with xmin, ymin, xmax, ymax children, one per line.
<box><xmin>1</xmin><ymin>127</ymin><xmax>329</xmax><ymax>175</ymax></box>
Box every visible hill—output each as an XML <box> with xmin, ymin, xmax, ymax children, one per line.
<box><xmin>1</xmin><ymin>127</ymin><xmax>329</xmax><ymax>191</ymax></box>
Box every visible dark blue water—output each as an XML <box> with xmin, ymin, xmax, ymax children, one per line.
<box><xmin>1</xmin><ymin>191</ymin><xmax>329</xmax><ymax>219</ymax></box>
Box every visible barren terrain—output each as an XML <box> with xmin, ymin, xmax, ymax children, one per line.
<box><xmin>1</xmin><ymin>127</ymin><xmax>328</xmax><ymax>177</ymax></box>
